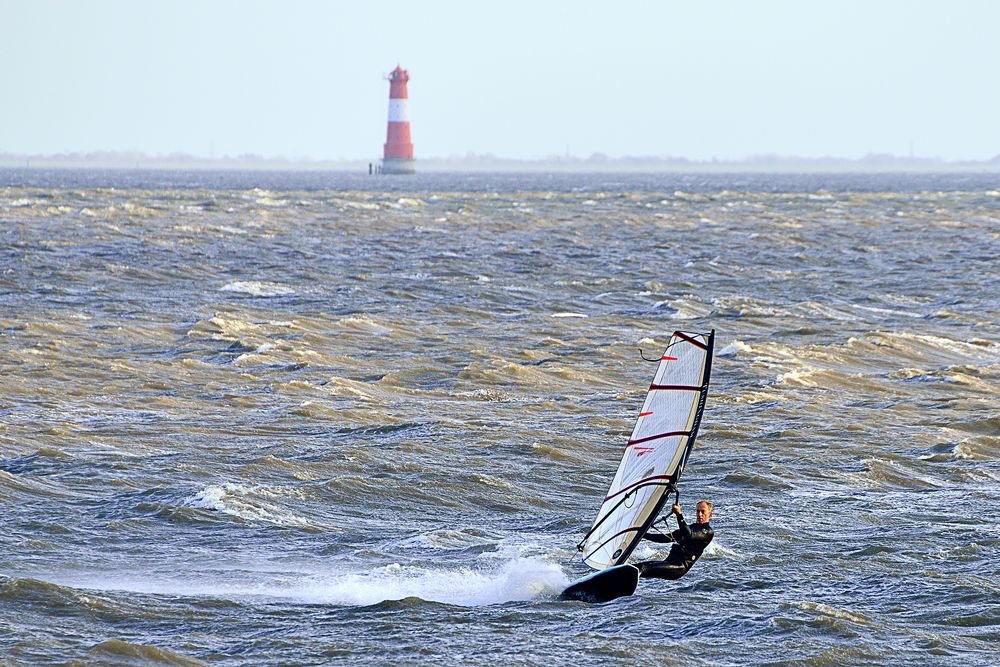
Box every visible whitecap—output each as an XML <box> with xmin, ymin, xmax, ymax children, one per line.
<box><xmin>186</xmin><ymin>483</ymin><xmax>235</xmax><ymax>512</ymax></box>
<box><xmin>776</xmin><ymin>368</ymin><xmax>819</xmax><ymax>387</ymax></box>
<box><xmin>718</xmin><ymin>340</ymin><xmax>753</xmax><ymax>357</ymax></box>
<box><xmin>219</xmin><ymin>281</ymin><xmax>295</xmax><ymax>297</ymax></box>
<box><xmin>185</xmin><ymin>483</ymin><xmax>314</xmax><ymax>528</ymax></box>
<box><xmin>794</xmin><ymin>601</ymin><xmax>874</xmax><ymax>626</ymax></box>
<box><xmin>703</xmin><ymin>541</ymin><xmax>742</xmax><ymax>559</ymax></box>
<box><xmin>341</xmin><ymin>200</ymin><xmax>380</xmax><ymax>211</ymax></box>
<box><xmin>234</xmin><ymin>342</ymin><xmax>277</xmax><ymax>365</ymax></box>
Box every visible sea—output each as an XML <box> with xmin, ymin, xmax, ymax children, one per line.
<box><xmin>1</xmin><ymin>169</ymin><xmax>998</xmax><ymax>666</ymax></box>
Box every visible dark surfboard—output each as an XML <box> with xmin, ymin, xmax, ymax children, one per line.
<box><xmin>558</xmin><ymin>564</ymin><xmax>640</xmax><ymax>603</ymax></box>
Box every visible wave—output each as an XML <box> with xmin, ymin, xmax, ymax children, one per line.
<box><xmin>0</xmin><ymin>575</ymin><xmax>179</xmax><ymax>628</ymax></box>
<box><xmin>85</xmin><ymin>639</ymin><xmax>208</xmax><ymax>666</ymax></box>
<box><xmin>458</xmin><ymin>356</ymin><xmax>612</xmax><ymax>392</ymax></box>
<box><xmin>851</xmin><ymin>458</ymin><xmax>944</xmax><ymax>490</ymax></box>
<box><xmin>722</xmin><ymin>471</ymin><xmax>794</xmax><ymax>491</ymax></box>
<box><xmin>182</xmin><ymin>482</ymin><xmax>318</xmax><ymax>529</ymax></box>
<box><xmin>186</xmin><ymin>313</ymin><xmax>264</xmax><ymax>345</ymax></box>
<box><xmin>947</xmin><ymin>415</ymin><xmax>1000</xmax><ymax>437</ymax></box>
<box><xmin>0</xmin><ymin>468</ymin><xmax>73</xmax><ymax>499</ymax></box>
<box><xmin>955</xmin><ymin>438</ymin><xmax>999</xmax><ymax>461</ymax></box>
<box><xmin>792</xmin><ymin>600</ymin><xmax>875</xmax><ymax>626</ymax></box>
<box><xmin>530</xmin><ymin>441</ymin><xmax>581</xmax><ymax>462</ymax></box>
<box><xmin>394</xmin><ymin>527</ymin><xmax>495</xmax><ymax>551</ymax></box>
<box><xmin>184</xmin><ymin>314</ymin><xmax>304</xmax><ymax>359</ymax></box>
<box><xmin>718</xmin><ymin>340</ymin><xmax>753</xmax><ymax>357</ymax></box>
<box><xmin>774</xmin><ymin>366</ymin><xmax>873</xmax><ymax>392</ymax></box>
<box><xmin>219</xmin><ymin>281</ymin><xmax>295</xmax><ymax>297</ymax></box>
<box><xmin>335</xmin><ymin>315</ymin><xmax>394</xmax><ymax>336</ymax></box>
<box><xmin>851</xmin><ymin>331</ymin><xmax>1000</xmax><ymax>367</ymax></box>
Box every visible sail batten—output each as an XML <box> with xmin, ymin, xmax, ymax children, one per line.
<box><xmin>627</xmin><ymin>430</ymin><xmax>691</xmax><ymax>446</ymax></box>
<box><xmin>579</xmin><ymin>329</ymin><xmax>715</xmax><ymax>571</ymax></box>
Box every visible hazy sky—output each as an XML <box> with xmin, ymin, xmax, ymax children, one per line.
<box><xmin>4</xmin><ymin>0</ymin><xmax>999</xmax><ymax>161</ymax></box>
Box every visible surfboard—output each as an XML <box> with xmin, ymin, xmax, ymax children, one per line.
<box><xmin>558</xmin><ymin>564</ymin><xmax>640</xmax><ymax>603</ymax></box>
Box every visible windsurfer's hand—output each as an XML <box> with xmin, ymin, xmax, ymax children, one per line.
<box><xmin>671</xmin><ymin>504</ymin><xmax>682</xmax><ymax>515</ymax></box>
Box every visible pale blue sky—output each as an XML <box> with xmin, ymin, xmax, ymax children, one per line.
<box><xmin>4</xmin><ymin>0</ymin><xmax>998</xmax><ymax>161</ymax></box>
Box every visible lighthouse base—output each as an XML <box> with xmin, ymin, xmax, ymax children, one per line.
<box><xmin>382</xmin><ymin>158</ymin><xmax>415</xmax><ymax>175</ymax></box>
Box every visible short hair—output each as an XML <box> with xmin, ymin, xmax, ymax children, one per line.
<box><xmin>696</xmin><ymin>500</ymin><xmax>713</xmax><ymax>511</ymax></box>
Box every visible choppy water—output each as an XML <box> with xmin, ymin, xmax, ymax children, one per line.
<box><xmin>2</xmin><ymin>169</ymin><xmax>999</xmax><ymax>666</ymax></box>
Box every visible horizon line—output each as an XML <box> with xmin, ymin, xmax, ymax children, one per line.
<box><xmin>3</xmin><ymin>149</ymin><xmax>1000</xmax><ymax>167</ymax></box>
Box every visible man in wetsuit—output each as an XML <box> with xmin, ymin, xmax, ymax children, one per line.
<box><xmin>635</xmin><ymin>500</ymin><xmax>714</xmax><ymax>580</ymax></box>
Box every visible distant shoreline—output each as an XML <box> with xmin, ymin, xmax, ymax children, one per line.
<box><xmin>3</xmin><ymin>152</ymin><xmax>1000</xmax><ymax>174</ymax></box>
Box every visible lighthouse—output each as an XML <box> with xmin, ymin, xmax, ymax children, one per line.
<box><xmin>382</xmin><ymin>65</ymin><xmax>415</xmax><ymax>174</ymax></box>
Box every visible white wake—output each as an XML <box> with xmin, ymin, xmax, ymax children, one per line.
<box><xmin>43</xmin><ymin>556</ymin><xmax>570</xmax><ymax>608</ymax></box>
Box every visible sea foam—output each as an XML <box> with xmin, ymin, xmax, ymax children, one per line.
<box><xmin>219</xmin><ymin>281</ymin><xmax>295</xmax><ymax>297</ymax></box>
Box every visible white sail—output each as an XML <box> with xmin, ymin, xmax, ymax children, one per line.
<box><xmin>578</xmin><ymin>330</ymin><xmax>714</xmax><ymax>570</ymax></box>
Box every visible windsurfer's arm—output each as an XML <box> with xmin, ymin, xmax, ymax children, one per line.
<box><xmin>674</xmin><ymin>512</ymin><xmax>692</xmax><ymax>541</ymax></box>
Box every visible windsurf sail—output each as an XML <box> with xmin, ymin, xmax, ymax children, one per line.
<box><xmin>577</xmin><ymin>329</ymin><xmax>715</xmax><ymax>570</ymax></box>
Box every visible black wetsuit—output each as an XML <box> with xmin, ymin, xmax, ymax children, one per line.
<box><xmin>635</xmin><ymin>513</ymin><xmax>714</xmax><ymax>580</ymax></box>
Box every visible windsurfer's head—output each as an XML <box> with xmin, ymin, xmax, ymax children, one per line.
<box><xmin>695</xmin><ymin>500</ymin><xmax>713</xmax><ymax>524</ymax></box>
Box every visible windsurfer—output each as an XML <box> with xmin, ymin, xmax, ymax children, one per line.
<box><xmin>635</xmin><ymin>500</ymin><xmax>714</xmax><ymax>580</ymax></box>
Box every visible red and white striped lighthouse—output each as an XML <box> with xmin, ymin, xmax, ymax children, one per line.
<box><xmin>382</xmin><ymin>65</ymin><xmax>415</xmax><ymax>174</ymax></box>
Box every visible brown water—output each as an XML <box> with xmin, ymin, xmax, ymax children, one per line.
<box><xmin>1</xmin><ymin>170</ymin><xmax>999</xmax><ymax>666</ymax></box>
